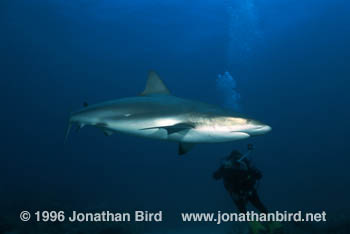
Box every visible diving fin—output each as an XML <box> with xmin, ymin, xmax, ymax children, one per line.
<box><xmin>249</xmin><ymin>221</ymin><xmax>267</xmax><ymax>234</ymax></box>
<box><xmin>178</xmin><ymin>142</ymin><xmax>195</xmax><ymax>155</ymax></box>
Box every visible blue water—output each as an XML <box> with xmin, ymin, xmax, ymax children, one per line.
<box><xmin>1</xmin><ymin>0</ymin><xmax>350</xmax><ymax>233</ymax></box>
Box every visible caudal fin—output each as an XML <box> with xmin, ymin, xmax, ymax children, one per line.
<box><xmin>64</xmin><ymin>120</ymin><xmax>72</xmax><ymax>143</ymax></box>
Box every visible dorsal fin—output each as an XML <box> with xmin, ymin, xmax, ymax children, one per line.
<box><xmin>141</xmin><ymin>71</ymin><xmax>171</xmax><ymax>96</ymax></box>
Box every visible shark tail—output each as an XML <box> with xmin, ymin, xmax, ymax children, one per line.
<box><xmin>64</xmin><ymin>118</ymin><xmax>72</xmax><ymax>143</ymax></box>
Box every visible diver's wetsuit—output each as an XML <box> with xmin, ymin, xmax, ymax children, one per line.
<box><xmin>213</xmin><ymin>158</ymin><xmax>268</xmax><ymax>214</ymax></box>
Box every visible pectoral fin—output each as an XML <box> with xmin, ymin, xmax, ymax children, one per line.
<box><xmin>162</xmin><ymin>123</ymin><xmax>194</xmax><ymax>134</ymax></box>
<box><xmin>141</xmin><ymin>123</ymin><xmax>194</xmax><ymax>135</ymax></box>
<box><xmin>178</xmin><ymin>142</ymin><xmax>195</xmax><ymax>155</ymax></box>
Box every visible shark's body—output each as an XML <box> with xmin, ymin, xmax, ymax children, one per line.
<box><xmin>66</xmin><ymin>72</ymin><xmax>271</xmax><ymax>154</ymax></box>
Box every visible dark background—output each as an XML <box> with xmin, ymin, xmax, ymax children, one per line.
<box><xmin>1</xmin><ymin>0</ymin><xmax>349</xmax><ymax>230</ymax></box>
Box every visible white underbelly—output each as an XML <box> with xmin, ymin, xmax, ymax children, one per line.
<box><xmin>178</xmin><ymin>129</ymin><xmax>250</xmax><ymax>143</ymax></box>
<box><xmin>108</xmin><ymin>124</ymin><xmax>250</xmax><ymax>143</ymax></box>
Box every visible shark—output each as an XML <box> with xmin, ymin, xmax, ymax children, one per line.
<box><xmin>65</xmin><ymin>71</ymin><xmax>271</xmax><ymax>155</ymax></box>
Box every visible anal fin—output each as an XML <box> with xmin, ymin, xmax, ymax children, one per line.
<box><xmin>104</xmin><ymin>130</ymin><xmax>114</xmax><ymax>136</ymax></box>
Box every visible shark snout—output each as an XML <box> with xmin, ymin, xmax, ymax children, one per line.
<box><xmin>259</xmin><ymin>125</ymin><xmax>272</xmax><ymax>133</ymax></box>
<box><xmin>250</xmin><ymin>124</ymin><xmax>272</xmax><ymax>135</ymax></box>
<box><xmin>242</xmin><ymin>119</ymin><xmax>272</xmax><ymax>136</ymax></box>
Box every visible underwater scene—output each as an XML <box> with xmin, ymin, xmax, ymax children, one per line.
<box><xmin>1</xmin><ymin>0</ymin><xmax>350</xmax><ymax>234</ymax></box>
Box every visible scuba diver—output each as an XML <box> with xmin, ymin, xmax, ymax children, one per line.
<box><xmin>213</xmin><ymin>144</ymin><xmax>283</xmax><ymax>234</ymax></box>
<box><xmin>213</xmin><ymin>144</ymin><xmax>267</xmax><ymax>213</ymax></box>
